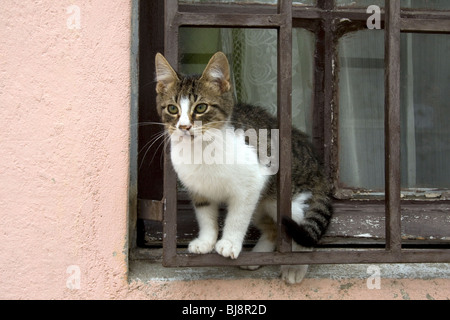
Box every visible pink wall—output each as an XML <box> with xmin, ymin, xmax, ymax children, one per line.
<box><xmin>0</xmin><ymin>1</ymin><xmax>131</xmax><ymax>298</ymax></box>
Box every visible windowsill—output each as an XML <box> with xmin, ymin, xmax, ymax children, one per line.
<box><xmin>129</xmin><ymin>249</ymin><xmax>450</xmax><ymax>282</ymax></box>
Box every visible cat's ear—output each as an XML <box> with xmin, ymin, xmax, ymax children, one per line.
<box><xmin>155</xmin><ymin>53</ymin><xmax>179</xmax><ymax>94</ymax></box>
<box><xmin>200</xmin><ymin>52</ymin><xmax>231</xmax><ymax>93</ymax></box>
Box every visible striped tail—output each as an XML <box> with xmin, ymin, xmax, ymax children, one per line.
<box><xmin>282</xmin><ymin>192</ymin><xmax>333</xmax><ymax>247</ymax></box>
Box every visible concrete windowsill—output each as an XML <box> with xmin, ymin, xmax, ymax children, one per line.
<box><xmin>129</xmin><ymin>249</ymin><xmax>450</xmax><ymax>282</ymax></box>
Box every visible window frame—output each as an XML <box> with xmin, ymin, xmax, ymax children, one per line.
<box><xmin>134</xmin><ymin>0</ymin><xmax>450</xmax><ymax>267</ymax></box>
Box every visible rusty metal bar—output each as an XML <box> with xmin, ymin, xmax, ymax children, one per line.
<box><xmin>276</xmin><ymin>0</ymin><xmax>293</xmax><ymax>253</ymax></box>
<box><xmin>384</xmin><ymin>0</ymin><xmax>402</xmax><ymax>254</ymax></box>
<box><xmin>175</xmin><ymin>12</ymin><xmax>283</xmax><ymax>28</ymax></box>
<box><xmin>166</xmin><ymin>249</ymin><xmax>450</xmax><ymax>267</ymax></box>
<box><xmin>319</xmin><ymin>10</ymin><xmax>337</xmax><ymax>188</ymax></box>
<box><xmin>401</xmin><ymin>18</ymin><xmax>450</xmax><ymax>33</ymax></box>
<box><xmin>138</xmin><ymin>199</ymin><xmax>164</xmax><ymax>222</ymax></box>
<box><xmin>162</xmin><ymin>0</ymin><xmax>180</xmax><ymax>266</ymax></box>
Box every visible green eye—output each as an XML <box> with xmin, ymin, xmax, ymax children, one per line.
<box><xmin>195</xmin><ymin>104</ymin><xmax>208</xmax><ymax>114</ymax></box>
<box><xmin>167</xmin><ymin>105</ymin><xmax>179</xmax><ymax>114</ymax></box>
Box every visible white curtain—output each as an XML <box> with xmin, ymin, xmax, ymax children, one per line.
<box><xmin>400</xmin><ymin>32</ymin><xmax>450</xmax><ymax>189</ymax></box>
<box><xmin>338</xmin><ymin>30</ymin><xmax>385</xmax><ymax>190</ymax></box>
<box><xmin>339</xmin><ymin>30</ymin><xmax>450</xmax><ymax>191</ymax></box>
<box><xmin>220</xmin><ymin>28</ymin><xmax>315</xmax><ymax>135</ymax></box>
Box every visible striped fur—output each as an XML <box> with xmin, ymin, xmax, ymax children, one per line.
<box><xmin>282</xmin><ymin>192</ymin><xmax>333</xmax><ymax>247</ymax></box>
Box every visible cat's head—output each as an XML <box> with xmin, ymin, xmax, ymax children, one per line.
<box><xmin>155</xmin><ymin>52</ymin><xmax>234</xmax><ymax>138</ymax></box>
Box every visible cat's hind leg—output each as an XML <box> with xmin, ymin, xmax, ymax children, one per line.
<box><xmin>280</xmin><ymin>192</ymin><xmax>312</xmax><ymax>284</ymax></box>
<box><xmin>250</xmin><ymin>194</ymin><xmax>312</xmax><ymax>284</ymax></box>
<box><xmin>280</xmin><ymin>243</ymin><xmax>311</xmax><ymax>284</ymax></box>
<box><xmin>241</xmin><ymin>201</ymin><xmax>277</xmax><ymax>271</ymax></box>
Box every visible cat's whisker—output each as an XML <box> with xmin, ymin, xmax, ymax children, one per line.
<box><xmin>138</xmin><ymin>131</ymin><xmax>170</xmax><ymax>170</ymax></box>
<box><xmin>138</xmin><ymin>131</ymin><xmax>166</xmax><ymax>155</ymax></box>
<box><xmin>149</xmin><ymin>132</ymin><xmax>171</xmax><ymax>168</ymax></box>
<box><xmin>141</xmin><ymin>80</ymin><xmax>157</xmax><ymax>90</ymax></box>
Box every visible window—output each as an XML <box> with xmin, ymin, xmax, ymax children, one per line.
<box><xmin>133</xmin><ymin>0</ymin><xmax>450</xmax><ymax>266</ymax></box>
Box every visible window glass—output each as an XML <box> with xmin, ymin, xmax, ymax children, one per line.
<box><xmin>337</xmin><ymin>0</ymin><xmax>450</xmax><ymax>9</ymax></box>
<box><xmin>336</xmin><ymin>0</ymin><xmax>384</xmax><ymax>8</ymax></box>
<box><xmin>402</xmin><ymin>0</ymin><xmax>450</xmax><ymax>10</ymax></box>
<box><xmin>338</xmin><ymin>30</ymin><xmax>385</xmax><ymax>190</ymax></box>
<box><xmin>338</xmin><ymin>30</ymin><xmax>450</xmax><ymax>191</ymax></box>
<box><xmin>293</xmin><ymin>0</ymin><xmax>315</xmax><ymax>5</ymax></box>
<box><xmin>400</xmin><ymin>33</ymin><xmax>450</xmax><ymax>189</ymax></box>
<box><xmin>292</xmin><ymin>28</ymin><xmax>315</xmax><ymax>134</ymax></box>
<box><xmin>180</xmin><ymin>27</ymin><xmax>315</xmax><ymax>134</ymax></box>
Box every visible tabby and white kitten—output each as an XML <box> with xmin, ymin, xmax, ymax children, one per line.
<box><xmin>155</xmin><ymin>52</ymin><xmax>332</xmax><ymax>284</ymax></box>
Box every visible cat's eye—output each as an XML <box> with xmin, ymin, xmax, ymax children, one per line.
<box><xmin>167</xmin><ymin>105</ymin><xmax>179</xmax><ymax>115</ymax></box>
<box><xmin>195</xmin><ymin>103</ymin><xmax>208</xmax><ymax>114</ymax></box>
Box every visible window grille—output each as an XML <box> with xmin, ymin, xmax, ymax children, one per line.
<box><xmin>134</xmin><ymin>0</ymin><xmax>450</xmax><ymax>267</ymax></box>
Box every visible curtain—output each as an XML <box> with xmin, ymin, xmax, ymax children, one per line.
<box><xmin>339</xmin><ymin>30</ymin><xmax>450</xmax><ymax>191</ymax></box>
<box><xmin>400</xmin><ymin>33</ymin><xmax>450</xmax><ymax>189</ymax></box>
<box><xmin>338</xmin><ymin>30</ymin><xmax>385</xmax><ymax>190</ymax></box>
<box><xmin>220</xmin><ymin>28</ymin><xmax>315</xmax><ymax>135</ymax></box>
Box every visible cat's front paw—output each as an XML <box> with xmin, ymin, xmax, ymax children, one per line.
<box><xmin>215</xmin><ymin>239</ymin><xmax>242</xmax><ymax>259</ymax></box>
<box><xmin>280</xmin><ymin>265</ymin><xmax>309</xmax><ymax>284</ymax></box>
<box><xmin>188</xmin><ymin>238</ymin><xmax>215</xmax><ymax>254</ymax></box>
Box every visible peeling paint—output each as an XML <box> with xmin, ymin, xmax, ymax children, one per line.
<box><xmin>354</xmin><ymin>233</ymin><xmax>373</xmax><ymax>238</ymax></box>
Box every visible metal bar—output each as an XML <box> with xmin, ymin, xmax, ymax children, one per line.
<box><xmin>175</xmin><ymin>12</ymin><xmax>283</xmax><ymax>28</ymax></box>
<box><xmin>401</xmin><ymin>18</ymin><xmax>450</xmax><ymax>33</ymax></box>
<box><xmin>177</xmin><ymin>3</ymin><xmax>450</xmax><ymax>33</ymax></box>
<box><xmin>311</xmin><ymin>24</ymin><xmax>325</xmax><ymax>161</ymax></box>
<box><xmin>322</xmin><ymin>20</ymin><xmax>337</xmax><ymax>186</ymax></box>
<box><xmin>316</xmin><ymin>0</ymin><xmax>337</xmax><ymax>188</ymax></box>
<box><xmin>162</xmin><ymin>0</ymin><xmax>180</xmax><ymax>267</ymax></box>
<box><xmin>137</xmin><ymin>199</ymin><xmax>164</xmax><ymax>222</ymax></box>
<box><xmin>179</xmin><ymin>3</ymin><xmax>276</xmax><ymax>14</ymax></box>
<box><xmin>402</xmin><ymin>10</ymin><xmax>450</xmax><ymax>21</ymax></box>
<box><xmin>384</xmin><ymin>0</ymin><xmax>402</xmax><ymax>253</ymax></box>
<box><xmin>166</xmin><ymin>249</ymin><xmax>450</xmax><ymax>267</ymax></box>
<box><xmin>276</xmin><ymin>0</ymin><xmax>293</xmax><ymax>253</ymax></box>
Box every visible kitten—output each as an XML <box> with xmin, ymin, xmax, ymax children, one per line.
<box><xmin>155</xmin><ymin>52</ymin><xmax>332</xmax><ymax>284</ymax></box>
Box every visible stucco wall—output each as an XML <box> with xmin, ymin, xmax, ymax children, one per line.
<box><xmin>0</xmin><ymin>0</ymin><xmax>132</xmax><ymax>299</ymax></box>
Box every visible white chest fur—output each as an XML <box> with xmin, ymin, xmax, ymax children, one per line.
<box><xmin>170</xmin><ymin>127</ymin><xmax>268</xmax><ymax>203</ymax></box>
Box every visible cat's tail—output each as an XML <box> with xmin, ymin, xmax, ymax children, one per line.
<box><xmin>282</xmin><ymin>192</ymin><xmax>333</xmax><ymax>247</ymax></box>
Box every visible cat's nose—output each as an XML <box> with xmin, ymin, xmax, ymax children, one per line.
<box><xmin>178</xmin><ymin>124</ymin><xmax>192</xmax><ymax>132</ymax></box>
